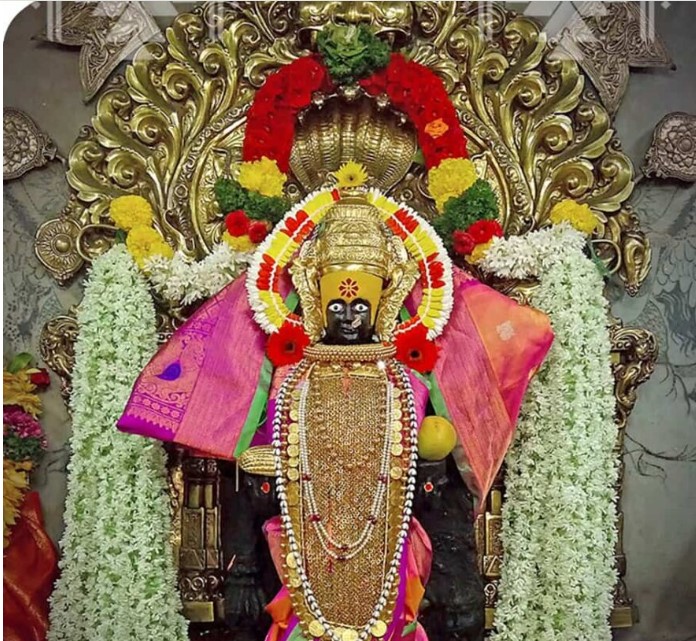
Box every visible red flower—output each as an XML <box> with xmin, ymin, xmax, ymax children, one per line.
<box><xmin>266</xmin><ymin>322</ymin><xmax>311</xmax><ymax>367</ymax></box>
<box><xmin>248</xmin><ymin>221</ymin><xmax>270</xmax><ymax>244</ymax></box>
<box><xmin>225</xmin><ymin>210</ymin><xmax>250</xmax><ymax>237</ymax></box>
<box><xmin>465</xmin><ymin>220</ymin><xmax>504</xmax><ymax>245</ymax></box>
<box><xmin>419</xmin><ymin>255</ymin><xmax>446</xmax><ymax>287</ymax></box>
<box><xmin>29</xmin><ymin>368</ymin><xmax>51</xmax><ymax>388</ymax></box>
<box><xmin>394</xmin><ymin>324</ymin><xmax>440</xmax><ymax>374</ymax></box>
<box><xmin>285</xmin><ymin>56</ymin><xmax>330</xmax><ymax>108</ymax></box>
<box><xmin>452</xmin><ymin>231</ymin><xmax>475</xmax><ymax>256</ymax></box>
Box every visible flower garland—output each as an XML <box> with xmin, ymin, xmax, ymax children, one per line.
<box><xmin>215</xmin><ymin>26</ymin><xmax>500</xmax><ymax>263</ymax></box>
<box><xmin>144</xmin><ymin>242</ymin><xmax>251</xmax><ymax>306</ymax></box>
<box><xmin>48</xmin><ymin>245</ymin><xmax>188</xmax><ymax>641</ymax></box>
<box><xmin>480</xmin><ymin>225</ymin><xmax>618</xmax><ymax>641</ymax></box>
<box><xmin>3</xmin><ymin>356</ymin><xmax>50</xmax><ymax>547</ymax></box>
<box><xmin>245</xmin><ymin>183</ymin><xmax>453</xmax><ymax>344</ymax></box>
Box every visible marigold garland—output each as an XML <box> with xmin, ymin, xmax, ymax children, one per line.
<box><xmin>3</xmin><ymin>459</ymin><xmax>32</xmax><ymax>547</ymax></box>
<box><xmin>427</xmin><ymin>157</ymin><xmax>478</xmax><ymax>212</ymax></box>
<box><xmin>223</xmin><ymin>232</ymin><xmax>256</xmax><ymax>253</ymax></box>
<box><xmin>109</xmin><ymin>195</ymin><xmax>153</xmax><ymax>231</ymax></box>
<box><xmin>125</xmin><ymin>225</ymin><xmax>174</xmax><ymax>269</ymax></box>
<box><xmin>549</xmin><ymin>198</ymin><xmax>598</xmax><ymax>235</ymax></box>
<box><xmin>3</xmin><ymin>370</ymin><xmax>42</xmax><ymax>417</ymax></box>
<box><xmin>3</xmin><ymin>356</ymin><xmax>49</xmax><ymax>547</ymax></box>
<box><xmin>238</xmin><ymin>46</ymin><xmax>500</xmax><ymax>256</ymax></box>
<box><xmin>238</xmin><ymin>156</ymin><xmax>287</xmax><ymax>198</ymax></box>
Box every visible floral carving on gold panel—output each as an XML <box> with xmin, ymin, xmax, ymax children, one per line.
<box><xmin>35</xmin><ymin>1</ymin><xmax>651</xmax><ymax>296</ymax></box>
<box><xmin>556</xmin><ymin>1</ymin><xmax>672</xmax><ymax>115</ymax></box>
<box><xmin>643</xmin><ymin>112</ymin><xmax>696</xmax><ymax>182</ymax></box>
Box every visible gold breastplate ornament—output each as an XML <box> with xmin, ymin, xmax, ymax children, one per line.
<box><xmin>271</xmin><ymin>344</ymin><xmax>418</xmax><ymax>641</ymax></box>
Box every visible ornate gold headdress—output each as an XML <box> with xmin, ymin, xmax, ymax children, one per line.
<box><xmin>246</xmin><ymin>164</ymin><xmax>453</xmax><ymax>344</ymax></box>
<box><xmin>291</xmin><ymin>187</ymin><xmax>419</xmax><ymax>342</ymax></box>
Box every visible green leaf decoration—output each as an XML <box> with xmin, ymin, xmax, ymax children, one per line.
<box><xmin>432</xmin><ymin>179</ymin><xmax>499</xmax><ymax>249</ymax></box>
<box><xmin>214</xmin><ymin>177</ymin><xmax>289</xmax><ymax>225</ymax></box>
<box><xmin>412</xmin><ymin>149</ymin><xmax>425</xmax><ymax>166</ymax></box>
<box><xmin>115</xmin><ymin>229</ymin><xmax>127</xmax><ymax>244</ymax></box>
<box><xmin>317</xmin><ymin>24</ymin><xmax>391</xmax><ymax>84</ymax></box>
<box><xmin>7</xmin><ymin>352</ymin><xmax>33</xmax><ymax>374</ymax></box>
<box><xmin>587</xmin><ymin>241</ymin><xmax>611</xmax><ymax>278</ymax></box>
<box><xmin>3</xmin><ymin>433</ymin><xmax>45</xmax><ymax>465</ymax></box>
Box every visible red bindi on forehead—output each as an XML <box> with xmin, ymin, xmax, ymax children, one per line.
<box><xmin>338</xmin><ymin>278</ymin><xmax>359</xmax><ymax>300</ymax></box>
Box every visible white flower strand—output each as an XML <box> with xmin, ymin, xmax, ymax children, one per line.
<box><xmin>483</xmin><ymin>226</ymin><xmax>619</xmax><ymax>641</ymax></box>
<box><xmin>144</xmin><ymin>242</ymin><xmax>251</xmax><ymax>305</ymax></box>
<box><xmin>48</xmin><ymin>245</ymin><xmax>188</xmax><ymax>641</ymax></box>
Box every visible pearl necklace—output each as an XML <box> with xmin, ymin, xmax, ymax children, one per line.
<box><xmin>272</xmin><ymin>359</ymin><xmax>419</xmax><ymax>641</ymax></box>
<box><xmin>297</xmin><ymin>372</ymin><xmax>395</xmax><ymax>560</ymax></box>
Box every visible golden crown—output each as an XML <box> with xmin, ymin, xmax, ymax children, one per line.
<box><xmin>314</xmin><ymin>193</ymin><xmax>391</xmax><ymax>279</ymax></box>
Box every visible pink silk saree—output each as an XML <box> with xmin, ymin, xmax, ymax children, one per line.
<box><xmin>117</xmin><ymin>267</ymin><xmax>553</xmax><ymax>506</ymax></box>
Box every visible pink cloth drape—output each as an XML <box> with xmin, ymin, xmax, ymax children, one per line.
<box><xmin>117</xmin><ymin>275</ymin><xmax>268</xmax><ymax>458</ymax></box>
<box><xmin>413</xmin><ymin>268</ymin><xmax>553</xmax><ymax>507</ymax></box>
<box><xmin>118</xmin><ymin>267</ymin><xmax>553</xmax><ymax>509</ymax></box>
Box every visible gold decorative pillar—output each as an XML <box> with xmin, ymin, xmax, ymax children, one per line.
<box><xmin>609</xmin><ymin>320</ymin><xmax>658</xmax><ymax>626</ymax></box>
<box><xmin>177</xmin><ymin>455</ymin><xmax>225</xmax><ymax>623</ymax></box>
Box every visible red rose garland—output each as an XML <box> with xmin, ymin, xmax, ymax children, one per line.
<box><xmin>359</xmin><ymin>53</ymin><xmax>468</xmax><ymax>168</ymax></box>
<box><xmin>242</xmin><ymin>55</ymin><xmax>332</xmax><ymax>172</ymax></box>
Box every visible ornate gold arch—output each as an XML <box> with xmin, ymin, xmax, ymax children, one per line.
<box><xmin>35</xmin><ymin>1</ymin><xmax>657</xmax><ymax>631</ymax></box>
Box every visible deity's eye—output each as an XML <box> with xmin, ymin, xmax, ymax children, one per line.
<box><xmin>353</xmin><ymin>302</ymin><xmax>369</xmax><ymax>314</ymax></box>
<box><xmin>327</xmin><ymin>301</ymin><xmax>344</xmax><ymax>313</ymax></box>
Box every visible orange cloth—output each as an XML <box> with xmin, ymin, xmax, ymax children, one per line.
<box><xmin>3</xmin><ymin>491</ymin><xmax>58</xmax><ymax>641</ymax></box>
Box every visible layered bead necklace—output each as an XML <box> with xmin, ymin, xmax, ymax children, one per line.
<box><xmin>296</xmin><ymin>368</ymin><xmax>394</xmax><ymax>561</ymax></box>
<box><xmin>272</xmin><ymin>357</ymin><xmax>419</xmax><ymax>641</ymax></box>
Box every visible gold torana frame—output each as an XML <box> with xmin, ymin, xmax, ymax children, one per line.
<box><xmin>35</xmin><ymin>1</ymin><xmax>657</xmax><ymax>630</ymax></box>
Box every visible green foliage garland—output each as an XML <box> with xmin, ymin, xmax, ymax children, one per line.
<box><xmin>214</xmin><ymin>177</ymin><xmax>288</xmax><ymax>224</ymax></box>
<box><xmin>432</xmin><ymin>179</ymin><xmax>499</xmax><ymax>249</ymax></box>
<box><xmin>317</xmin><ymin>24</ymin><xmax>391</xmax><ymax>84</ymax></box>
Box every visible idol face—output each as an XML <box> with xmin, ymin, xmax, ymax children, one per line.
<box><xmin>323</xmin><ymin>298</ymin><xmax>374</xmax><ymax>344</ymax></box>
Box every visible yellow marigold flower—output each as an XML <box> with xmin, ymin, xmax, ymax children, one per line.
<box><xmin>109</xmin><ymin>195</ymin><xmax>154</xmax><ymax>231</ymax></box>
<box><xmin>333</xmin><ymin>161</ymin><xmax>368</xmax><ymax>189</ymax></box>
<box><xmin>428</xmin><ymin>158</ymin><xmax>477</xmax><ymax>212</ymax></box>
<box><xmin>468</xmin><ymin>239</ymin><xmax>495</xmax><ymax>264</ymax></box>
<box><xmin>126</xmin><ymin>226</ymin><xmax>174</xmax><ymax>269</ymax></box>
<box><xmin>549</xmin><ymin>199</ymin><xmax>598</xmax><ymax>236</ymax></box>
<box><xmin>222</xmin><ymin>232</ymin><xmax>256</xmax><ymax>253</ymax></box>
<box><xmin>238</xmin><ymin>157</ymin><xmax>287</xmax><ymax>198</ymax></box>
<box><xmin>3</xmin><ymin>371</ymin><xmax>41</xmax><ymax>417</ymax></box>
<box><xmin>4</xmin><ymin>459</ymin><xmax>32</xmax><ymax>547</ymax></box>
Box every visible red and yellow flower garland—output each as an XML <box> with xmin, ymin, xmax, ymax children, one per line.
<box><xmin>237</xmin><ymin>50</ymin><xmax>498</xmax><ymax>260</ymax></box>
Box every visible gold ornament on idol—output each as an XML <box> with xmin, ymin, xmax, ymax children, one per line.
<box><xmin>290</xmin><ymin>183</ymin><xmax>419</xmax><ymax>343</ymax></box>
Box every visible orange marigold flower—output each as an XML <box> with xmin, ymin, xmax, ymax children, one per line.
<box><xmin>424</xmin><ymin>118</ymin><xmax>449</xmax><ymax>139</ymax></box>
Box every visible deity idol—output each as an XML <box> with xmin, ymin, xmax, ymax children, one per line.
<box><xmin>117</xmin><ymin>178</ymin><xmax>553</xmax><ymax>641</ymax></box>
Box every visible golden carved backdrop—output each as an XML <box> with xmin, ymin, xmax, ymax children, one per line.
<box><xmin>33</xmin><ymin>1</ymin><xmax>657</xmax><ymax>632</ymax></box>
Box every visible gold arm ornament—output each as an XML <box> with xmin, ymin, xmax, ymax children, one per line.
<box><xmin>237</xmin><ymin>445</ymin><xmax>276</xmax><ymax>476</ymax></box>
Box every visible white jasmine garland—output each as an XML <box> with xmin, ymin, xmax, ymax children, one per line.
<box><xmin>48</xmin><ymin>245</ymin><xmax>188</xmax><ymax>641</ymax></box>
<box><xmin>144</xmin><ymin>242</ymin><xmax>251</xmax><ymax>305</ymax></box>
<box><xmin>482</xmin><ymin>225</ymin><xmax>619</xmax><ymax>641</ymax></box>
